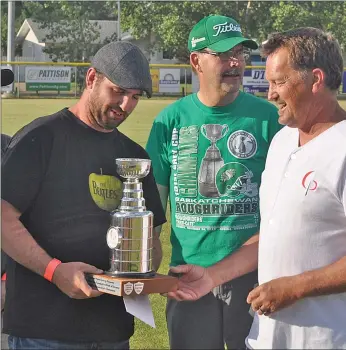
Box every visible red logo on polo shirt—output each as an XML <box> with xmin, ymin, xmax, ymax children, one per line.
<box><xmin>302</xmin><ymin>171</ymin><xmax>318</xmax><ymax>194</ymax></box>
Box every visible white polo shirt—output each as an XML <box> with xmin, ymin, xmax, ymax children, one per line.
<box><xmin>247</xmin><ymin>120</ymin><xmax>346</xmax><ymax>349</ymax></box>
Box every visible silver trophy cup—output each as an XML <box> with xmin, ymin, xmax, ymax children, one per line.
<box><xmin>105</xmin><ymin>158</ymin><xmax>154</xmax><ymax>278</ymax></box>
<box><xmin>198</xmin><ymin>124</ymin><xmax>229</xmax><ymax>197</ymax></box>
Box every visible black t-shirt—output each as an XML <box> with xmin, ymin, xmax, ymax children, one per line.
<box><xmin>2</xmin><ymin>134</ymin><xmax>11</xmax><ymax>276</ymax></box>
<box><xmin>1</xmin><ymin>108</ymin><xmax>166</xmax><ymax>342</ymax></box>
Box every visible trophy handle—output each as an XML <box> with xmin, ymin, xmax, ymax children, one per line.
<box><xmin>221</xmin><ymin>125</ymin><xmax>229</xmax><ymax>138</ymax></box>
<box><xmin>201</xmin><ymin>124</ymin><xmax>207</xmax><ymax>138</ymax></box>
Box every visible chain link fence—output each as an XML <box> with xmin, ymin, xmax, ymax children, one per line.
<box><xmin>2</xmin><ymin>60</ymin><xmax>346</xmax><ymax>99</ymax></box>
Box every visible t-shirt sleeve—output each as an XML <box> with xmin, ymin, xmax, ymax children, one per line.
<box><xmin>142</xmin><ymin>167</ymin><xmax>167</xmax><ymax>228</ymax></box>
<box><xmin>145</xmin><ymin>116</ymin><xmax>171</xmax><ymax>187</ymax></box>
<box><xmin>1</xmin><ymin>125</ymin><xmax>53</xmax><ymax>214</ymax></box>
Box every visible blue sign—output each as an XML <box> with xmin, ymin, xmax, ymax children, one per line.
<box><xmin>242</xmin><ymin>68</ymin><xmax>269</xmax><ymax>95</ymax></box>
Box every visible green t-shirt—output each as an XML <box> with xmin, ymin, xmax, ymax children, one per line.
<box><xmin>146</xmin><ymin>92</ymin><xmax>281</xmax><ymax>267</ymax></box>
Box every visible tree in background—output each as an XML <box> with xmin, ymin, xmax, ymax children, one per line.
<box><xmin>269</xmin><ymin>1</ymin><xmax>346</xmax><ymax>49</ymax></box>
<box><xmin>118</xmin><ymin>0</ymin><xmax>345</xmax><ymax>63</ymax></box>
<box><xmin>119</xmin><ymin>1</ymin><xmax>270</xmax><ymax>62</ymax></box>
<box><xmin>2</xmin><ymin>1</ymin><xmax>345</xmax><ymax>63</ymax></box>
<box><xmin>1</xmin><ymin>1</ymin><xmax>26</xmax><ymax>56</ymax></box>
<box><xmin>22</xmin><ymin>1</ymin><xmax>117</xmax><ymax>62</ymax></box>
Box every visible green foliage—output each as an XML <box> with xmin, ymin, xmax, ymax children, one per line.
<box><xmin>23</xmin><ymin>1</ymin><xmax>117</xmax><ymax>62</ymax></box>
<box><xmin>119</xmin><ymin>1</ymin><xmax>261</xmax><ymax>62</ymax></box>
<box><xmin>2</xmin><ymin>1</ymin><xmax>345</xmax><ymax>63</ymax></box>
<box><xmin>118</xmin><ymin>1</ymin><xmax>346</xmax><ymax>62</ymax></box>
<box><xmin>270</xmin><ymin>0</ymin><xmax>346</xmax><ymax>46</ymax></box>
<box><xmin>1</xmin><ymin>1</ymin><xmax>26</xmax><ymax>56</ymax></box>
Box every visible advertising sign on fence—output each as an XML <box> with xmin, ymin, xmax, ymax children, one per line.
<box><xmin>25</xmin><ymin>66</ymin><xmax>71</xmax><ymax>91</ymax></box>
<box><xmin>150</xmin><ymin>68</ymin><xmax>159</xmax><ymax>93</ymax></box>
<box><xmin>159</xmin><ymin>68</ymin><xmax>180</xmax><ymax>93</ymax></box>
<box><xmin>242</xmin><ymin>68</ymin><xmax>269</xmax><ymax>95</ymax></box>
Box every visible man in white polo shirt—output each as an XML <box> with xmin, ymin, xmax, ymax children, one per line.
<box><xmin>245</xmin><ymin>27</ymin><xmax>346</xmax><ymax>349</ymax></box>
<box><xmin>168</xmin><ymin>27</ymin><xmax>346</xmax><ymax>349</ymax></box>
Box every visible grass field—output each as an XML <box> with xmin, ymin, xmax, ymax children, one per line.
<box><xmin>2</xmin><ymin>98</ymin><xmax>346</xmax><ymax>349</ymax></box>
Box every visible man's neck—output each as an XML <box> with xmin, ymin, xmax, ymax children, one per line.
<box><xmin>298</xmin><ymin>102</ymin><xmax>346</xmax><ymax>146</ymax></box>
<box><xmin>197</xmin><ymin>89</ymin><xmax>239</xmax><ymax>107</ymax></box>
<box><xmin>69</xmin><ymin>96</ymin><xmax>112</xmax><ymax>133</ymax></box>
<box><xmin>69</xmin><ymin>100</ymin><xmax>93</xmax><ymax>128</ymax></box>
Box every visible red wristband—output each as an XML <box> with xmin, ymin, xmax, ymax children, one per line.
<box><xmin>43</xmin><ymin>258</ymin><xmax>62</xmax><ymax>282</ymax></box>
<box><xmin>1</xmin><ymin>273</ymin><xmax>7</xmax><ymax>281</ymax></box>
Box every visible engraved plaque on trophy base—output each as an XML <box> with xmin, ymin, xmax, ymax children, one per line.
<box><xmin>85</xmin><ymin>273</ymin><xmax>178</xmax><ymax>297</ymax></box>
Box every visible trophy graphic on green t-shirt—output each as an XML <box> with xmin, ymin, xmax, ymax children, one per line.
<box><xmin>198</xmin><ymin>124</ymin><xmax>229</xmax><ymax>197</ymax></box>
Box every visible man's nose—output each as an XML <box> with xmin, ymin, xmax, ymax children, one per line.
<box><xmin>267</xmin><ymin>84</ymin><xmax>278</xmax><ymax>102</ymax></box>
<box><xmin>119</xmin><ymin>95</ymin><xmax>135</xmax><ymax>113</ymax></box>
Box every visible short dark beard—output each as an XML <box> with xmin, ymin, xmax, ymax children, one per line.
<box><xmin>87</xmin><ymin>92</ymin><xmax>111</xmax><ymax>131</ymax></box>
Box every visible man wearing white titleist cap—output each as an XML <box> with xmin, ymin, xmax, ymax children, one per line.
<box><xmin>1</xmin><ymin>41</ymin><xmax>165</xmax><ymax>349</ymax></box>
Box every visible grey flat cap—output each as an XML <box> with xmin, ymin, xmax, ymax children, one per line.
<box><xmin>91</xmin><ymin>41</ymin><xmax>152</xmax><ymax>98</ymax></box>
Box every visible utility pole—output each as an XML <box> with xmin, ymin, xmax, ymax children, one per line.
<box><xmin>117</xmin><ymin>0</ymin><xmax>121</xmax><ymax>41</ymax></box>
<box><xmin>7</xmin><ymin>0</ymin><xmax>15</xmax><ymax>92</ymax></box>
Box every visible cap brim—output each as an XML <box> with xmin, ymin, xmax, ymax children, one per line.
<box><xmin>208</xmin><ymin>37</ymin><xmax>258</xmax><ymax>52</ymax></box>
<box><xmin>1</xmin><ymin>69</ymin><xmax>14</xmax><ymax>87</ymax></box>
<box><xmin>115</xmin><ymin>81</ymin><xmax>152</xmax><ymax>98</ymax></box>
<box><xmin>99</xmin><ymin>72</ymin><xmax>152</xmax><ymax>99</ymax></box>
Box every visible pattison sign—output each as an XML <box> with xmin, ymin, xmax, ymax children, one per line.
<box><xmin>25</xmin><ymin>67</ymin><xmax>71</xmax><ymax>83</ymax></box>
<box><xmin>25</xmin><ymin>66</ymin><xmax>71</xmax><ymax>91</ymax></box>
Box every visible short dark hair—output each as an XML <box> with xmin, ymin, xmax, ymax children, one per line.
<box><xmin>94</xmin><ymin>70</ymin><xmax>105</xmax><ymax>86</ymax></box>
<box><xmin>83</xmin><ymin>69</ymin><xmax>105</xmax><ymax>91</ymax></box>
<box><xmin>261</xmin><ymin>27</ymin><xmax>344</xmax><ymax>91</ymax></box>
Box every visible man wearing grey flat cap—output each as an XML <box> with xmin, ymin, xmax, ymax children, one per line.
<box><xmin>1</xmin><ymin>41</ymin><xmax>165</xmax><ymax>349</ymax></box>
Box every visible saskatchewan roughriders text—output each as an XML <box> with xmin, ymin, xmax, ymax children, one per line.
<box><xmin>175</xmin><ymin>201</ymin><xmax>258</xmax><ymax>215</ymax></box>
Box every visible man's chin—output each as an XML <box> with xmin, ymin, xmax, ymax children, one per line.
<box><xmin>221</xmin><ymin>83</ymin><xmax>240</xmax><ymax>95</ymax></box>
<box><xmin>103</xmin><ymin>116</ymin><xmax>126</xmax><ymax>130</ymax></box>
<box><xmin>104</xmin><ymin>122</ymin><xmax>122</xmax><ymax>130</ymax></box>
<box><xmin>278</xmin><ymin>115</ymin><xmax>296</xmax><ymax>128</ymax></box>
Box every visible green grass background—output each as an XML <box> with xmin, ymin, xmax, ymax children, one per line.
<box><xmin>2</xmin><ymin>98</ymin><xmax>346</xmax><ymax>348</ymax></box>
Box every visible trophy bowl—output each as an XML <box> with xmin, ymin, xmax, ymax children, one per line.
<box><xmin>116</xmin><ymin>158</ymin><xmax>151</xmax><ymax>179</ymax></box>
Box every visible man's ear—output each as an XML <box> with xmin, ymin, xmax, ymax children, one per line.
<box><xmin>190</xmin><ymin>52</ymin><xmax>202</xmax><ymax>73</ymax></box>
<box><xmin>311</xmin><ymin>68</ymin><xmax>324</xmax><ymax>93</ymax></box>
<box><xmin>85</xmin><ymin>68</ymin><xmax>97</xmax><ymax>90</ymax></box>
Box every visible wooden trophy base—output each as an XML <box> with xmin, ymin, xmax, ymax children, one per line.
<box><xmin>85</xmin><ymin>273</ymin><xmax>178</xmax><ymax>297</ymax></box>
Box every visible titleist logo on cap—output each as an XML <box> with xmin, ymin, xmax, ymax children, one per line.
<box><xmin>213</xmin><ymin>22</ymin><xmax>242</xmax><ymax>36</ymax></box>
<box><xmin>191</xmin><ymin>37</ymin><xmax>206</xmax><ymax>48</ymax></box>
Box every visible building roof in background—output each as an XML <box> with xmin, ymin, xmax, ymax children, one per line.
<box><xmin>16</xmin><ymin>18</ymin><xmax>132</xmax><ymax>44</ymax></box>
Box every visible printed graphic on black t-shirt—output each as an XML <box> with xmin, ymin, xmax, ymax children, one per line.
<box><xmin>89</xmin><ymin>170</ymin><xmax>123</xmax><ymax>211</ymax></box>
